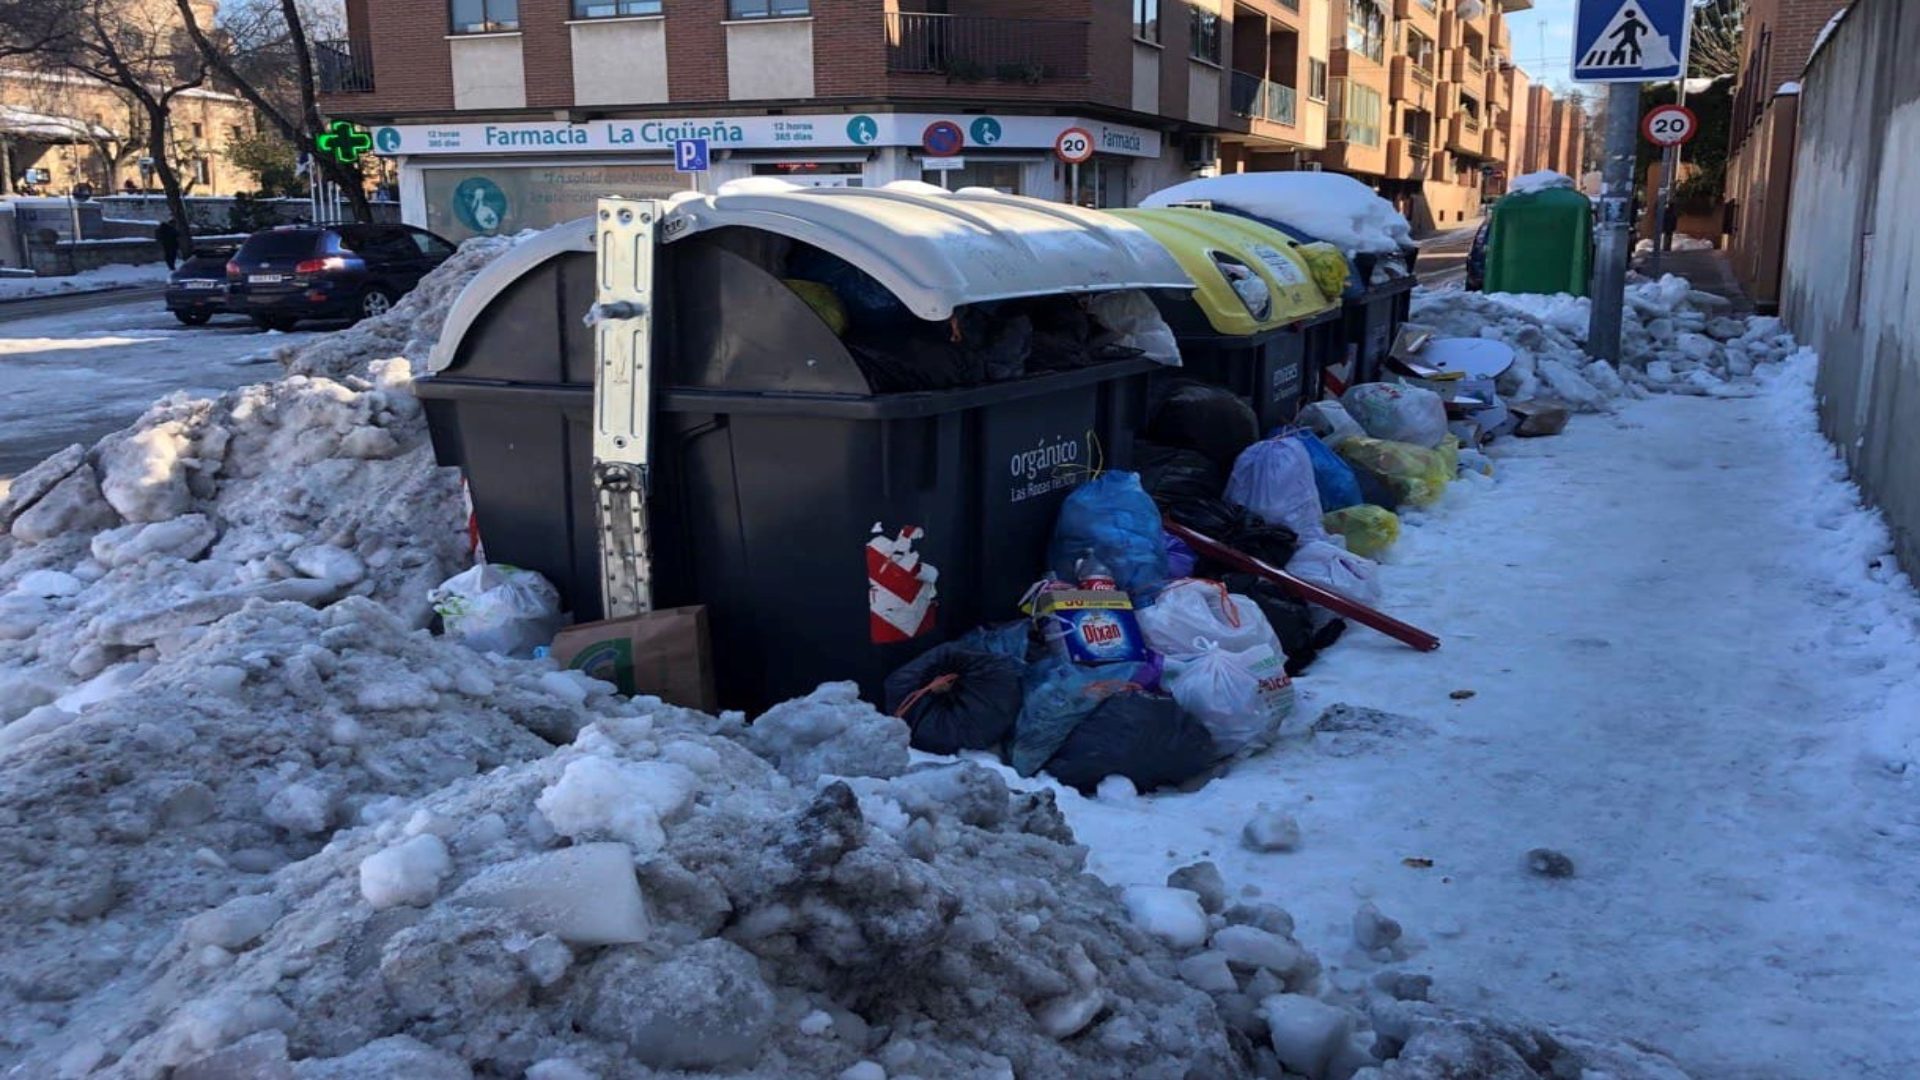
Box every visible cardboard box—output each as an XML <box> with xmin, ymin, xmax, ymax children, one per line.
<box><xmin>548</xmin><ymin>605</ymin><xmax>718</xmax><ymax>712</ymax></box>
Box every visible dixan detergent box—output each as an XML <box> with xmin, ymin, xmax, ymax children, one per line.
<box><xmin>1036</xmin><ymin>590</ymin><xmax>1149</xmax><ymax>666</ymax></box>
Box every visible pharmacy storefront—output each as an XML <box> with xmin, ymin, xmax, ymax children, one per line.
<box><xmin>373</xmin><ymin>113</ymin><xmax>1177</xmax><ymax>241</ymax></box>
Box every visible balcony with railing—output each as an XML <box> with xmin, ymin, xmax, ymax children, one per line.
<box><xmin>1448</xmin><ymin>110</ymin><xmax>1485</xmax><ymax>155</ymax></box>
<box><xmin>1393</xmin><ymin>0</ymin><xmax>1439</xmax><ymax>32</ymax></box>
<box><xmin>1386</xmin><ymin>135</ymin><xmax>1432</xmax><ymax>180</ymax></box>
<box><xmin>884</xmin><ymin>13</ymin><xmax>1089</xmax><ymax>82</ymax></box>
<box><xmin>1231</xmin><ymin>70</ymin><xmax>1300</xmax><ymax>129</ymax></box>
<box><xmin>1390</xmin><ymin>54</ymin><xmax>1435</xmax><ymax>101</ymax></box>
<box><xmin>1483</xmin><ymin>123</ymin><xmax>1508</xmax><ymax>162</ymax></box>
<box><xmin>316</xmin><ymin>39</ymin><xmax>374</xmax><ymax>94</ymax></box>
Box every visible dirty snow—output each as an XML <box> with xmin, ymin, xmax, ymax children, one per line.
<box><xmin>1505</xmin><ymin>170</ymin><xmax>1574</xmax><ymax>196</ymax></box>
<box><xmin>0</xmin><ymin>262</ymin><xmax>172</xmax><ymax>300</ymax></box>
<box><xmin>1142</xmin><ymin>173</ymin><xmax>1415</xmax><ymax>255</ymax></box>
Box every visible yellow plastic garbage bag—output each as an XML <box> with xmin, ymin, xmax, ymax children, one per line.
<box><xmin>1435</xmin><ymin>434</ymin><xmax>1460</xmax><ymax>478</ymax></box>
<box><xmin>784</xmin><ymin>278</ymin><xmax>849</xmax><ymax>337</ymax></box>
<box><xmin>1299</xmin><ymin>242</ymin><xmax>1349</xmax><ymax>302</ymax></box>
<box><xmin>1337</xmin><ymin>437</ymin><xmax>1451</xmax><ymax>508</ymax></box>
<box><xmin>1323</xmin><ymin>505</ymin><xmax>1401</xmax><ymax>558</ymax></box>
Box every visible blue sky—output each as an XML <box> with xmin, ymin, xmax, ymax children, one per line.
<box><xmin>1503</xmin><ymin>0</ymin><xmax>1581</xmax><ymax>91</ymax></box>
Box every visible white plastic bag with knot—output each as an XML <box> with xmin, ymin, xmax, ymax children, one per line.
<box><xmin>1285</xmin><ymin>540</ymin><xmax>1383</xmax><ymax>629</ymax></box>
<box><xmin>1226</xmin><ymin>437</ymin><xmax>1328</xmax><ymax>541</ymax></box>
<box><xmin>1341</xmin><ymin>382</ymin><xmax>1449</xmax><ymax>448</ymax></box>
<box><xmin>431</xmin><ymin>562</ymin><xmax>564</xmax><ymax>657</ymax></box>
<box><xmin>1165</xmin><ymin>639</ymin><xmax>1295</xmax><ymax>757</ymax></box>
<box><xmin>1089</xmin><ymin>290</ymin><xmax>1183</xmax><ymax>367</ymax></box>
<box><xmin>1138</xmin><ymin>579</ymin><xmax>1281</xmax><ymax>660</ymax></box>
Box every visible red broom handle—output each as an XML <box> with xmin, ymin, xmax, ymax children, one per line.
<box><xmin>1166</xmin><ymin>522</ymin><xmax>1441</xmax><ymax>653</ymax></box>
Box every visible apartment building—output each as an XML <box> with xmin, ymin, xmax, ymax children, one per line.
<box><xmin>1725</xmin><ymin>0</ymin><xmax>1847</xmax><ymax>311</ymax></box>
<box><xmin>320</xmin><ymin>0</ymin><xmax>1336</xmax><ymax>240</ymax></box>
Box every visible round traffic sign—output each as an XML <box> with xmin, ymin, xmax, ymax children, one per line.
<box><xmin>1642</xmin><ymin>104</ymin><xmax>1698</xmax><ymax>147</ymax></box>
<box><xmin>922</xmin><ymin>121</ymin><xmax>964</xmax><ymax>157</ymax></box>
<box><xmin>1055</xmin><ymin>126</ymin><xmax>1095</xmax><ymax>164</ymax></box>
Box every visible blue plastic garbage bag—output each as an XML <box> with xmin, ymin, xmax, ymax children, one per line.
<box><xmin>957</xmin><ymin>621</ymin><xmax>1034</xmax><ymax>663</ymax></box>
<box><xmin>1284</xmin><ymin>431</ymin><xmax>1363</xmax><ymax>512</ymax></box>
<box><xmin>787</xmin><ymin>247</ymin><xmax>912</xmax><ymax>329</ymax></box>
<box><xmin>1042</xmin><ymin>691</ymin><xmax>1218</xmax><ymax>794</ymax></box>
<box><xmin>1009</xmin><ymin>658</ymin><xmax>1158</xmax><ymax>777</ymax></box>
<box><xmin>1049</xmin><ymin>471</ymin><xmax>1169</xmax><ymax>597</ymax></box>
<box><xmin>1165</xmin><ymin>532</ymin><xmax>1197</xmax><ymax>579</ymax></box>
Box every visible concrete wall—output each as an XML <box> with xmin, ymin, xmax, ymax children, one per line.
<box><xmin>725</xmin><ymin>19</ymin><xmax>815</xmax><ymax>101</ymax></box>
<box><xmin>1784</xmin><ymin>0</ymin><xmax>1920</xmax><ymax>572</ymax></box>
<box><xmin>450</xmin><ymin>33</ymin><xmax>529</xmax><ymax>110</ymax></box>
<box><xmin>571</xmin><ymin>17</ymin><xmax>671</xmax><ymax>106</ymax></box>
<box><xmin>27</xmin><ymin>237</ymin><xmax>161</xmax><ymax>275</ymax></box>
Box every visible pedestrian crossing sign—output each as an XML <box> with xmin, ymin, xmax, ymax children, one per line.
<box><xmin>1573</xmin><ymin>0</ymin><xmax>1690</xmax><ymax>83</ymax></box>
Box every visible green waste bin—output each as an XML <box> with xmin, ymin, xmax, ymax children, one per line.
<box><xmin>1484</xmin><ymin>186</ymin><xmax>1593</xmax><ymax>296</ymax></box>
<box><xmin>416</xmin><ymin>187</ymin><xmax>1194</xmax><ymax>712</ymax></box>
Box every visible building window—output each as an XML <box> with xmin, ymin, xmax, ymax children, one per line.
<box><xmin>192</xmin><ymin>158</ymin><xmax>211</xmax><ymax>185</ymax></box>
<box><xmin>573</xmin><ymin>0</ymin><xmax>660</xmax><ymax>15</ymax></box>
<box><xmin>1330</xmin><ymin>80</ymin><xmax>1381</xmax><ymax>146</ymax></box>
<box><xmin>229</xmin><ymin>125</ymin><xmax>242</xmax><ymax>141</ymax></box>
<box><xmin>1189</xmin><ymin>4</ymin><xmax>1221</xmax><ymax>64</ymax></box>
<box><xmin>1308</xmin><ymin>58</ymin><xmax>1328</xmax><ymax>101</ymax></box>
<box><xmin>191</xmin><ymin>122</ymin><xmax>203</xmax><ymax>139</ymax></box>
<box><xmin>1345</xmin><ymin>0</ymin><xmax>1385</xmax><ymax>64</ymax></box>
<box><xmin>449</xmin><ymin>0</ymin><xmax>519</xmax><ymax>33</ymax></box>
<box><xmin>1134</xmin><ymin>0</ymin><xmax>1159</xmax><ymax>43</ymax></box>
<box><xmin>1073</xmin><ymin>158</ymin><xmax>1132</xmax><ymax>208</ymax></box>
<box><xmin>727</xmin><ymin>0</ymin><xmax>808</xmax><ymax>18</ymax></box>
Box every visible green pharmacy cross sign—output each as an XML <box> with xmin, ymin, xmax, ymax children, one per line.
<box><xmin>314</xmin><ymin>121</ymin><xmax>373</xmax><ymax>165</ymax></box>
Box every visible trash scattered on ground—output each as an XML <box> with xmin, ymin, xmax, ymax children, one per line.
<box><xmin>1526</xmin><ymin>848</ymin><xmax>1578</xmax><ymax>878</ymax></box>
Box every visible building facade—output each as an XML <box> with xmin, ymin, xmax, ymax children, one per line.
<box><xmin>1725</xmin><ymin>0</ymin><xmax>1847</xmax><ymax>311</ymax></box>
<box><xmin>1</xmin><ymin>69</ymin><xmax>255</xmax><ymax>197</ymax></box>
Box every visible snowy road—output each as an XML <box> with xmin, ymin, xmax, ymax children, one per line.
<box><xmin>1056</xmin><ymin>357</ymin><xmax>1920</xmax><ymax>1079</ymax></box>
<box><xmin>0</xmin><ymin>296</ymin><xmax>321</xmax><ymax>481</ymax></box>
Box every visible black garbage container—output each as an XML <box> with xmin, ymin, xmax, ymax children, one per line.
<box><xmin>1342</xmin><ymin>270</ymin><xmax>1419</xmax><ymax>386</ymax></box>
<box><xmin>417</xmin><ymin>189</ymin><xmax>1193</xmax><ymax>711</ymax></box>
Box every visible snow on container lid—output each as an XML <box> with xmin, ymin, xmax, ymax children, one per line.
<box><xmin>1102</xmin><ymin>207</ymin><xmax>1340</xmax><ymax>336</ymax></box>
<box><xmin>428</xmin><ymin>217</ymin><xmax>596</xmax><ymax>374</ymax></box>
<box><xmin>655</xmin><ymin>181</ymin><xmax>1193</xmax><ymax>320</ymax></box>
<box><xmin>1140</xmin><ymin>172</ymin><xmax>1415</xmax><ymax>257</ymax></box>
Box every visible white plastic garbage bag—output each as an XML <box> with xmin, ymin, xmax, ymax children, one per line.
<box><xmin>430</xmin><ymin>562</ymin><xmax>564</xmax><ymax>657</ymax></box>
<box><xmin>1139</xmin><ymin>579</ymin><xmax>1281</xmax><ymax>660</ymax></box>
<box><xmin>1089</xmin><ymin>290</ymin><xmax>1182</xmax><ymax>367</ymax></box>
<box><xmin>1164</xmin><ymin>639</ymin><xmax>1294</xmax><ymax>756</ymax></box>
<box><xmin>1341</xmin><ymin>383</ymin><xmax>1449</xmax><ymax>448</ymax></box>
<box><xmin>1226</xmin><ymin>438</ymin><xmax>1327</xmax><ymax>541</ymax></box>
<box><xmin>1296</xmin><ymin>401</ymin><xmax>1366</xmax><ymax>447</ymax></box>
<box><xmin>1285</xmin><ymin>540</ymin><xmax>1382</xmax><ymax>629</ymax></box>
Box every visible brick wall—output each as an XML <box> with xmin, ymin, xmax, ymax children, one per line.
<box><xmin>665</xmin><ymin>0</ymin><xmax>730</xmax><ymax>103</ymax></box>
<box><xmin>1730</xmin><ymin>0</ymin><xmax>1846</xmax><ymax>151</ymax></box>
<box><xmin>519</xmin><ymin>0</ymin><xmax>576</xmax><ymax>108</ymax></box>
<box><xmin>354</xmin><ymin>0</ymin><xmax>456</xmax><ymax>113</ymax></box>
<box><xmin>814</xmin><ymin>0</ymin><xmax>888</xmax><ymax>99</ymax></box>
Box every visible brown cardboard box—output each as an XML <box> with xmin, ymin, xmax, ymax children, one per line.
<box><xmin>548</xmin><ymin>605</ymin><xmax>718</xmax><ymax>712</ymax></box>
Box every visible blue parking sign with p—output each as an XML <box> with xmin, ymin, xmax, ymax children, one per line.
<box><xmin>674</xmin><ymin>138</ymin><xmax>709</xmax><ymax>173</ymax></box>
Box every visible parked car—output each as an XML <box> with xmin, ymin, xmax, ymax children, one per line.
<box><xmin>165</xmin><ymin>244</ymin><xmax>237</xmax><ymax>325</ymax></box>
<box><xmin>1465</xmin><ymin>218</ymin><xmax>1491</xmax><ymax>291</ymax></box>
<box><xmin>225</xmin><ymin>223</ymin><xmax>457</xmax><ymax>331</ymax></box>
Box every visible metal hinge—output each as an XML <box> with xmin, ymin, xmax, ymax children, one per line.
<box><xmin>592</xmin><ymin>197</ymin><xmax>661</xmax><ymax>619</ymax></box>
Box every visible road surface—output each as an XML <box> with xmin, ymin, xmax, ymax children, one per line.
<box><xmin>1415</xmin><ymin>224</ymin><xmax>1479</xmax><ymax>288</ymax></box>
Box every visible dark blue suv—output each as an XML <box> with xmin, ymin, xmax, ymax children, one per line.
<box><xmin>226</xmin><ymin>224</ymin><xmax>457</xmax><ymax>331</ymax></box>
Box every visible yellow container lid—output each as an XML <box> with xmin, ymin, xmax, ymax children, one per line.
<box><xmin>1105</xmin><ymin>207</ymin><xmax>1342</xmax><ymax>336</ymax></box>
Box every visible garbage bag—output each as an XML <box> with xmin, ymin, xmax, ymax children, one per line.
<box><xmin>1089</xmin><ymin>290</ymin><xmax>1182</xmax><ymax>367</ymax></box>
<box><xmin>1341</xmin><ymin>383</ymin><xmax>1450</xmax><ymax>449</ymax></box>
<box><xmin>846</xmin><ymin>328</ymin><xmax>987</xmax><ymax>393</ymax></box>
<box><xmin>1220</xmin><ymin>517</ymin><xmax>1300</xmax><ymax>573</ymax></box>
<box><xmin>1040</xmin><ymin>691</ymin><xmax>1218</xmax><ymax>794</ymax></box>
<box><xmin>1049</xmin><ymin>471</ymin><xmax>1168</xmax><ymax>598</ymax></box>
<box><xmin>1299</xmin><ymin>242</ymin><xmax>1351</xmax><ymax>301</ymax></box>
<box><xmin>957</xmin><ymin>621</ymin><xmax>1035</xmax><ymax>663</ymax></box>
<box><xmin>955</xmin><ymin>307</ymin><xmax>1032</xmax><ymax>382</ymax></box>
<box><xmin>1226</xmin><ymin>437</ymin><xmax>1327</xmax><ymax>541</ymax></box>
<box><xmin>1322</xmin><ymin>504</ymin><xmax>1401</xmax><ymax>558</ymax></box>
<box><xmin>1219</xmin><ymin>573</ymin><xmax>1333</xmax><ymax>676</ymax></box>
<box><xmin>884</xmin><ymin>642</ymin><xmax>1025</xmax><ymax>755</ymax></box>
<box><xmin>431</xmin><ymin>562</ymin><xmax>564</xmax><ymax>658</ymax></box>
<box><xmin>1009</xmin><ymin>659</ymin><xmax>1159</xmax><ymax>777</ymax></box>
<box><xmin>783</xmin><ymin>279</ymin><xmax>849</xmax><ymax>336</ymax></box>
<box><xmin>1145</xmin><ymin>381</ymin><xmax>1261</xmax><ymax>473</ymax></box>
<box><xmin>788</xmin><ymin>247</ymin><xmax>911</xmax><ymax>329</ymax></box>
<box><xmin>1138</xmin><ymin>578</ymin><xmax>1282</xmax><ymax>659</ymax></box>
<box><xmin>1134</xmin><ymin>443</ymin><xmax>1224</xmax><ymax>506</ymax></box>
<box><xmin>1165</xmin><ymin>532</ymin><xmax>1197</xmax><ymax>579</ymax></box>
<box><xmin>1164</xmin><ymin>640</ymin><xmax>1294</xmax><ymax>757</ymax></box>
<box><xmin>1285</xmin><ymin>431</ymin><xmax>1363</xmax><ymax>512</ymax></box>
<box><xmin>1286</xmin><ymin>540</ymin><xmax>1383</xmax><ymax>629</ymax></box>
<box><xmin>1337</xmin><ymin>437</ymin><xmax>1450</xmax><ymax>508</ymax></box>
<box><xmin>1026</xmin><ymin>297</ymin><xmax>1102</xmax><ymax>372</ymax></box>
<box><xmin>1297</xmin><ymin>400</ymin><xmax>1367</xmax><ymax>447</ymax></box>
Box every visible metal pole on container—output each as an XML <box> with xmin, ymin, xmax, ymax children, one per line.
<box><xmin>1587</xmin><ymin>81</ymin><xmax>1640</xmax><ymax>365</ymax></box>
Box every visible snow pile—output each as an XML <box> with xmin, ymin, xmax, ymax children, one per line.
<box><xmin>0</xmin><ymin>262</ymin><xmax>172</xmax><ymax>300</ymax></box>
<box><xmin>1409</xmin><ymin>276</ymin><xmax>1803</xmax><ymax>409</ymax></box>
<box><xmin>1505</xmin><ymin>171</ymin><xmax>1573</xmax><ymax>196</ymax></box>
<box><xmin>272</xmin><ymin>233</ymin><xmax>522</xmax><ymax>380</ymax></box>
<box><xmin>1637</xmin><ymin>235</ymin><xmax>1716</xmax><ymax>254</ymax></box>
<box><xmin>1142</xmin><ymin>173</ymin><xmax>1415</xmax><ymax>255</ymax></box>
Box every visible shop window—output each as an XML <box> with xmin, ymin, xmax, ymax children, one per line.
<box><xmin>922</xmin><ymin>161</ymin><xmax>1022</xmax><ymax>194</ymax></box>
<box><xmin>754</xmin><ymin>162</ymin><xmax>865</xmax><ymax>188</ymax></box>
<box><xmin>573</xmin><ymin>0</ymin><xmax>661</xmax><ymax>15</ymax></box>
<box><xmin>728</xmin><ymin>0</ymin><xmax>809</xmax><ymax>18</ymax></box>
<box><xmin>449</xmin><ymin>0</ymin><xmax>519</xmax><ymax>33</ymax></box>
<box><xmin>1188</xmin><ymin>4</ymin><xmax>1221</xmax><ymax>64</ymax></box>
<box><xmin>1134</xmin><ymin>0</ymin><xmax>1159</xmax><ymax>43</ymax></box>
<box><xmin>1072</xmin><ymin>158</ymin><xmax>1131</xmax><ymax>208</ymax></box>
<box><xmin>1308</xmin><ymin>58</ymin><xmax>1327</xmax><ymax>101</ymax></box>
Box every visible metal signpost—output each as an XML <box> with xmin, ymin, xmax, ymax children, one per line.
<box><xmin>673</xmin><ymin>138</ymin><xmax>709</xmax><ymax>192</ymax></box>
<box><xmin>1055</xmin><ymin>127</ymin><xmax>1094</xmax><ymax>207</ymax></box>
<box><xmin>922</xmin><ymin>122</ymin><xmax>964</xmax><ymax>190</ymax></box>
<box><xmin>1573</xmin><ymin>0</ymin><xmax>1692</xmax><ymax>366</ymax></box>
<box><xmin>1642</xmin><ymin>102</ymin><xmax>1698</xmax><ymax>276</ymax></box>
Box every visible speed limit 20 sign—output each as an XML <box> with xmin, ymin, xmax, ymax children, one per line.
<box><xmin>1054</xmin><ymin>127</ymin><xmax>1095</xmax><ymax>164</ymax></box>
<box><xmin>1642</xmin><ymin>104</ymin><xmax>1698</xmax><ymax>147</ymax></box>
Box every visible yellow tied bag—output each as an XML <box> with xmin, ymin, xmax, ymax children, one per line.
<box><xmin>1298</xmin><ymin>242</ymin><xmax>1350</xmax><ymax>302</ymax></box>
<box><xmin>1322</xmin><ymin>505</ymin><xmax>1401</xmax><ymax>558</ymax></box>
<box><xmin>1336</xmin><ymin>437</ymin><xmax>1451</xmax><ymax>508</ymax></box>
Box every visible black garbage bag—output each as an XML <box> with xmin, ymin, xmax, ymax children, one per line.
<box><xmin>1221</xmin><ymin>519</ymin><xmax>1300</xmax><ymax>572</ymax></box>
<box><xmin>1145</xmin><ymin>382</ymin><xmax>1261</xmax><ymax>473</ymax></box>
<box><xmin>1162</xmin><ymin>497</ymin><xmax>1252</xmax><ymax>537</ymax></box>
<box><xmin>955</xmin><ymin>307</ymin><xmax>1033</xmax><ymax>382</ymax></box>
<box><xmin>1134</xmin><ymin>442</ymin><xmax>1224</xmax><ymax>505</ymax></box>
<box><xmin>1042</xmin><ymin>691</ymin><xmax>1217</xmax><ymax>794</ymax></box>
<box><xmin>883</xmin><ymin>642</ymin><xmax>1026</xmax><ymax>755</ymax></box>
<box><xmin>846</xmin><ymin>327</ymin><xmax>988</xmax><ymax>393</ymax></box>
<box><xmin>1220</xmin><ymin>572</ymin><xmax>1343</xmax><ymax>676</ymax></box>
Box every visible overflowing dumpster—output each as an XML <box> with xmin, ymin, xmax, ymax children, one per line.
<box><xmin>1103</xmin><ymin>207</ymin><xmax>1344</xmax><ymax>433</ymax></box>
<box><xmin>416</xmin><ymin>184</ymin><xmax>1195</xmax><ymax>710</ymax></box>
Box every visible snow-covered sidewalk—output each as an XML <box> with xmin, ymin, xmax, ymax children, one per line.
<box><xmin>0</xmin><ymin>262</ymin><xmax>172</xmax><ymax>301</ymax></box>
<box><xmin>1053</xmin><ymin>352</ymin><xmax>1920</xmax><ymax>1078</ymax></box>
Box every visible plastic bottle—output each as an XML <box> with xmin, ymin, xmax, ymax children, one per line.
<box><xmin>1075</xmin><ymin>552</ymin><xmax>1117</xmax><ymax>592</ymax></box>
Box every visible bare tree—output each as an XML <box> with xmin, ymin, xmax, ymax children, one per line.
<box><xmin>172</xmin><ymin>0</ymin><xmax>371</xmax><ymax>221</ymax></box>
<box><xmin>0</xmin><ymin>0</ymin><xmax>75</xmax><ymax>62</ymax></box>
<box><xmin>1690</xmin><ymin>0</ymin><xmax>1746</xmax><ymax>79</ymax></box>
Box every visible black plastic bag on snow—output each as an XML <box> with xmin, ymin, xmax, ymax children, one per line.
<box><xmin>1145</xmin><ymin>381</ymin><xmax>1261</xmax><ymax>473</ymax></box>
<box><xmin>1042</xmin><ymin>692</ymin><xmax>1218</xmax><ymax>794</ymax></box>
<box><xmin>883</xmin><ymin>643</ymin><xmax>1026</xmax><ymax>755</ymax></box>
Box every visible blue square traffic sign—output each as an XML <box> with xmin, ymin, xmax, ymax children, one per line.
<box><xmin>674</xmin><ymin>138</ymin><xmax>710</xmax><ymax>173</ymax></box>
<box><xmin>1572</xmin><ymin>0</ymin><xmax>1691</xmax><ymax>83</ymax></box>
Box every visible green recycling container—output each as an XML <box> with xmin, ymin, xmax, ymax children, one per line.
<box><xmin>1484</xmin><ymin>186</ymin><xmax>1592</xmax><ymax>296</ymax></box>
